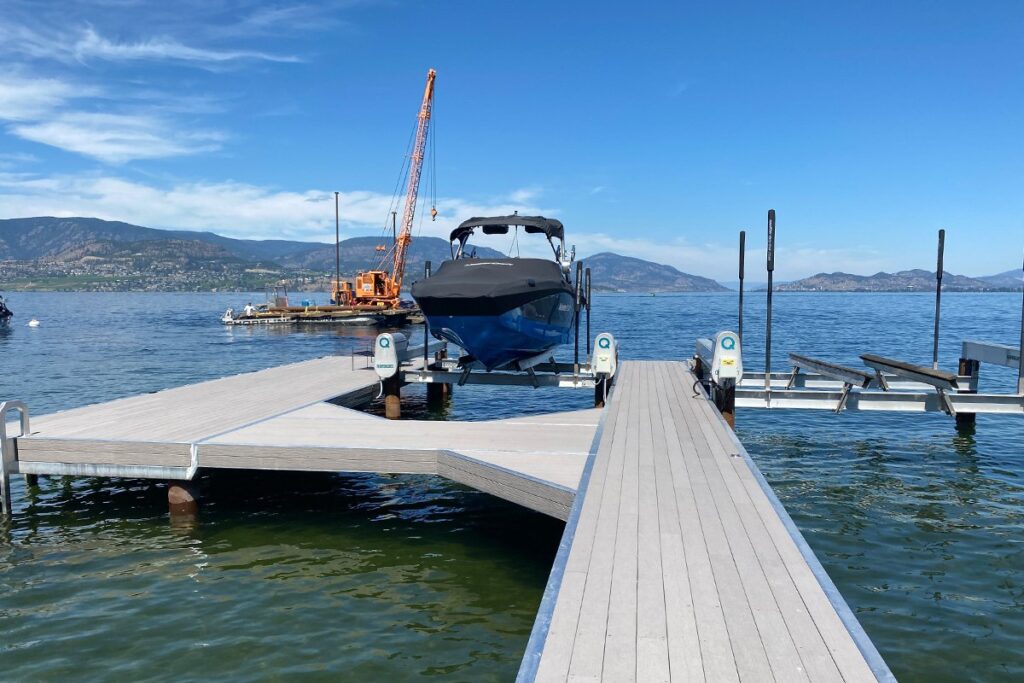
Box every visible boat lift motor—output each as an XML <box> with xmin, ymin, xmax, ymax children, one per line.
<box><xmin>696</xmin><ymin>331</ymin><xmax>743</xmax><ymax>385</ymax></box>
<box><xmin>374</xmin><ymin>332</ymin><xmax>408</xmax><ymax>379</ymax></box>
<box><xmin>592</xmin><ymin>332</ymin><xmax>618</xmax><ymax>378</ymax></box>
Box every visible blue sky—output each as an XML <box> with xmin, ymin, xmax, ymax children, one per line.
<box><xmin>0</xmin><ymin>0</ymin><xmax>1021</xmax><ymax>281</ymax></box>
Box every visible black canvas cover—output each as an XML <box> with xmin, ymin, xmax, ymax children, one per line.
<box><xmin>411</xmin><ymin>257</ymin><xmax>572</xmax><ymax>316</ymax></box>
<box><xmin>449</xmin><ymin>216</ymin><xmax>564</xmax><ymax>244</ymax></box>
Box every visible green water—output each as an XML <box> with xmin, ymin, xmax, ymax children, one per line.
<box><xmin>1</xmin><ymin>472</ymin><xmax>562</xmax><ymax>681</ymax></box>
<box><xmin>2</xmin><ymin>291</ymin><xmax>1024</xmax><ymax>680</ymax></box>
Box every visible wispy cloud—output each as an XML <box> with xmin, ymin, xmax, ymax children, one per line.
<box><xmin>0</xmin><ymin>18</ymin><xmax>301</xmax><ymax>67</ymax></box>
<box><xmin>0</xmin><ymin>75</ymin><xmax>225</xmax><ymax>163</ymax></box>
<box><xmin>71</xmin><ymin>26</ymin><xmax>301</xmax><ymax>65</ymax></box>
<box><xmin>10</xmin><ymin>112</ymin><xmax>224</xmax><ymax>163</ymax></box>
<box><xmin>0</xmin><ymin>76</ymin><xmax>84</xmax><ymax>121</ymax></box>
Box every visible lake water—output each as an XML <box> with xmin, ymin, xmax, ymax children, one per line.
<box><xmin>1</xmin><ymin>290</ymin><xmax>1022</xmax><ymax>681</ymax></box>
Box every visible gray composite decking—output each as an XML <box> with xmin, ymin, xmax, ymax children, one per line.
<box><xmin>11</xmin><ymin>355</ymin><xmax>597</xmax><ymax>519</ymax></box>
<box><xmin>521</xmin><ymin>361</ymin><xmax>892</xmax><ymax>682</ymax></box>
<box><xmin>7</xmin><ymin>355</ymin><xmax>892</xmax><ymax>680</ymax></box>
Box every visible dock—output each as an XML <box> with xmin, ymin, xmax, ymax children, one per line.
<box><xmin>0</xmin><ymin>355</ymin><xmax>894</xmax><ymax>681</ymax></box>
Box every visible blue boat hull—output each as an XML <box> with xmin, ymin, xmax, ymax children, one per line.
<box><xmin>424</xmin><ymin>291</ymin><xmax>575</xmax><ymax>370</ymax></box>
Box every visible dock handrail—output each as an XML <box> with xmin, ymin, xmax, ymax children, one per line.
<box><xmin>0</xmin><ymin>400</ymin><xmax>30</xmax><ymax>515</ymax></box>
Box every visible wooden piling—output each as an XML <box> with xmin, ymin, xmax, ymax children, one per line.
<box><xmin>956</xmin><ymin>357</ymin><xmax>980</xmax><ymax>430</ymax></box>
<box><xmin>384</xmin><ymin>374</ymin><xmax>402</xmax><ymax>419</ymax></box>
<box><xmin>718</xmin><ymin>379</ymin><xmax>737</xmax><ymax>429</ymax></box>
<box><xmin>426</xmin><ymin>349</ymin><xmax>450</xmax><ymax>411</ymax></box>
<box><xmin>168</xmin><ymin>481</ymin><xmax>198</xmax><ymax>516</ymax></box>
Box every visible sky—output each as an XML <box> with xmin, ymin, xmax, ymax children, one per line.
<box><xmin>0</xmin><ymin>0</ymin><xmax>1021</xmax><ymax>281</ymax></box>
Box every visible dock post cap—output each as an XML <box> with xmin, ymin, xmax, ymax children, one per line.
<box><xmin>374</xmin><ymin>332</ymin><xmax>409</xmax><ymax>379</ymax></box>
<box><xmin>591</xmin><ymin>332</ymin><xmax>617</xmax><ymax>378</ymax></box>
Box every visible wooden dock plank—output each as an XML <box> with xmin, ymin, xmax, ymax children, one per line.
<box><xmin>649</xmin><ymin>365</ymin><xmax>704</xmax><ymax>683</ymax></box>
<box><xmin>684</xmin><ymin>368</ymin><xmax>880</xmax><ymax>681</ymax></box>
<box><xmin>533</xmin><ymin>367</ymin><xmax>629</xmax><ymax>682</ymax></box>
<box><xmin>634</xmin><ymin>363</ymin><xmax>671</xmax><ymax>683</ymax></box>
<box><xmin>528</xmin><ymin>361</ymin><xmax>885</xmax><ymax>682</ymax></box>
<box><xmin>601</xmin><ymin>359</ymin><xmax>642</xmax><ymax>682</ymax></box>
<box><xmin>667</xmin><ymin>366</ymin><xmax>811</xmax><ymax>682</ymax></box>
<box><xmin>27</xmin><ymin>356</ymin><xmax>380</xmax><ymax>443</ymax></box>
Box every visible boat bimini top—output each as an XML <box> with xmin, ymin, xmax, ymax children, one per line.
<box><xmin>448</xmin><ymin>215</ymin><xmax>572</xmax><ymax>269</ymax></box>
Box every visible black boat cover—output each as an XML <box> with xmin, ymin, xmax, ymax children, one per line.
<box><xmin>411</xmin><ymin>257</ymin><xmax>572</xmax><ymax>316</ymax></box>
<box><xmin>449</xmin><ymin>216</ymin><xmax>564</xmax><ymax>244</ymax></box>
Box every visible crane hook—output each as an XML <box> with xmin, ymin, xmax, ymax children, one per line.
<box><xmin>430</xmin><ymin>206</ymin><xmax>438</xmax><ymax>221</ymax></box>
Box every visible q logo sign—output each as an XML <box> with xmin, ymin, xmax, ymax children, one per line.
<box><xmin>721</xmin><ymin>336</ymin><xmax>736</xmax><ymax>351</ymax></box>
<box><xmin>599</xmin><ymin>336</ymin><xmax>611</xmax><ymax>349</ymax></box>
<box><xmin>379</xmin><ymin>336</ymin><xmax>391</xmax><ymax>348</ymax></box>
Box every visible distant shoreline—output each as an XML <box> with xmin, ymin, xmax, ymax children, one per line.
<box><xmin>2</xmin><ymin>286</ymin><xmax>1020</xmax><ymax>294</ymax></box>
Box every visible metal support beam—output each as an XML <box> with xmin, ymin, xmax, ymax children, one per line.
<box><xmin>735</xmin><ymin>388</ymin><xmax>1024</xmax><ymax>414</ymax></box>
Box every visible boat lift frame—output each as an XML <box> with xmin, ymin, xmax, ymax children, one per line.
<box><xmin>695</xmin><ymin>215</ymin><xmax>1024</xmax><ymax>425</ymax></box>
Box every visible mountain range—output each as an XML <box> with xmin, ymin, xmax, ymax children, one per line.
<box><xmin>0</xmin><ymin>217</ymin><xmax>725</xmax><ymax>293</ymax></box>
<box><xmin>0</xmin><ymin>217</ymin><xmax>1019</xmax><ymax>293</ymax></box>
<box><xmin>775</xmin><ymin>269</ymin><xmax>1022</xmax><ymax>292</ymax></box>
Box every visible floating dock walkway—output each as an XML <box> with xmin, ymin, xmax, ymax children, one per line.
<box><xmin>0</xmin><ymin>356</ymin><xmax>894</xmax><ymax>681</ymax></box>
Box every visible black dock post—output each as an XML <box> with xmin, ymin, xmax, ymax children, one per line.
<box><xmin>423</xmin><ymin>261</ymin><xmax>431</xmax><ymax>367</ymax></box>
<box><xmin>738</xmin><ymin>230</ymin><xmax>746</xmax><ymax>344</ymax></box>
<box><xmin>765</xmin><ymin>210</ymin><xmax>776</xmax><ymax>392</ymax></box>
<box><xmin>718</xmin><ymin>380</ymin><xmax>737</xmax><ymax>430</ymax></box>
<box><xmin>574</xmin><ymin>261</ymin><xmax>583</xmax><ymax>374</ymax></box>
<box><xmin>585</xmin><ymin>267</ymin><xmax>592</xmax><ymax>355</ymax></box>
<box><xmin>1018</xmin><ymin>254</ymin><xmax>1024</xmax><ymax>395</ymax></box>
<box><xmin>933</xmin><ymin>229</ymin><xmax>945</xmax><ymax>370</ymax></box>
<box><xmin>955</xmin><ymin>357</ymin><xmax>980</xmax><ymax>430</ymax></box>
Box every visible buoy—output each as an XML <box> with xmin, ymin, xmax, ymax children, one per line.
<box><xmin>28</xmin><ymin>318</ymin><xmax>40</xmax><ymax>327</ymax></box>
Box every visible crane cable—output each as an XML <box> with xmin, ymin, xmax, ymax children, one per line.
<box><xmin>429</xmin><ymin>91</ymin><xmax>438</xmax><ymax>221</ymax></box>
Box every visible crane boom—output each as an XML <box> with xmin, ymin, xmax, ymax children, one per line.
<box><xmin>391</xmin><ymin>68</ymin><xmax>436</xmax><ymax>297</ymax></box>
<box><xmin>340</xmin><ymin>69</ymin><xmax>436</xmax><ymax>308</ymax></box>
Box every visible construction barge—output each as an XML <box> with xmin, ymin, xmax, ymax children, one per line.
<box><xmin>224</xmin><ymin>70</ymin><xmax>437</xmax><ymax>330</ymax></box>
<box><xmin>221</xmin><ymin>290</ymin><xmax>422</xmax><ymax>327</ymax></box>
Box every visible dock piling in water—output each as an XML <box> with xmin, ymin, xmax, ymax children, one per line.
<box><xmin>765</xmin><ymin>210</ymin><xmax>776</xmax><ymax>394</ymax></box>
<box><xmin>738</xmin><ymin>229</ymin><xmax>746</xmax><ymax>344</ymax></box>
<box><xmin>933</xmin><ymin>229</ymin><xmax>946</xmax><ymax>370</ymax></box>
<box><xmin>168</xmin><ymin>480</ymin><xmax>198</xmax><ymax>517</ymax></box>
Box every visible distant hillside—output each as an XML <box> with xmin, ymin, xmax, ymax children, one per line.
<box><xmin>280</xmin><ymin>236</ymin><xmax>506</xmax><ymax>273</ymax></box>
<box><xmin>775</xmin><ymin>269</ymin><xmax>1006</xmax><ymax>292</ymax></box>
<box><xmin>0</xmin><ymin>216</ymin><xmax>732</xmax><ymax>293</ymax></box>
<box><xmin>1</xmin><ymin>237</ymin><xmax>289</xmax><ymax>291</ymax></box>
<box><xmin>0</xmin><ymin>217</ymin><xmax>318</xmax><ymax>262</ymax></box>
<box><xmin>977</xmin><ymin>269</ymin><xmax>1024</xmax><ymax>290</ymax></box>
<box><xmin>582</xmin><ymin>252</ymin><xmax>729</xmax><ymax>292</ymax></box>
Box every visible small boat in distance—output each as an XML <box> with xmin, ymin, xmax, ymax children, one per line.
<box><xmin>0</xmin><ymin>294</ymin><xmax>12</xmax><ymax>324</ymax></box>
<box><xmin>412</xmin><ymin>215</ymin><xmax>579</xmax><ymax>370</ymax></box>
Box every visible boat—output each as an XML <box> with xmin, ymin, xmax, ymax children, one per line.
<box><xmin>0</xmin><ymin>294</ymin><xmax>12</xmax><ymax>324</ymax></box>
<box><xmin>411</xmin><ymin>215</ymin><xmax>579</xmax><ymax>370</ymax></box>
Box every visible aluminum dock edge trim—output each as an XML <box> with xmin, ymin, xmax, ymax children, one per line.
<box><xmin>515</xmin><ymin>395</ymin><xmax>612</xmax><ymax>682</ymax></box>
<box><xmin>700</xmin><ymin>383</ymin><xmax>897</xmax><ymax>683</ymax></box>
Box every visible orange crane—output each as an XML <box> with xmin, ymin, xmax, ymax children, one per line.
<box><xmin>335</xmin><ymin>68</ymin><xmax>437</xmax><ymax>308</ymax></box>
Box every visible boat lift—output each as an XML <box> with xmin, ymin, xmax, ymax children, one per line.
<box><xmin>694</xmin><ymin>212</ymin><xmax>1024</xmax><ymax>428</ymax></box>
<box><xmin>379</xmin><ymin>259</ymin><xmax>617</xmax><ymax>409</ymax></box>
